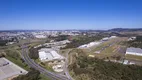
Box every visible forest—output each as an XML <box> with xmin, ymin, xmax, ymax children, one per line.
<box><xmin>127</xmin><ymin>36</ymin><xmax>142</xmax><ymax>48</ymax></box>
<box><xmin>29</xmin><ymin>47</ymin><xmax>39</xmax><ymax>59</ymax></box>
<box><xmin>0</xmin><ymin>40</ymin><xmax>8</xmax><ymax>46</ymax></box>
<box><xmin>68</xmin><ymin>49</ymin><xmax>142</xmax><ymax>80</ymax></box>
<box><xmin>12</xmin><ymin>68</ymin><xmax>40</xmax><ymax>80</ymax></box>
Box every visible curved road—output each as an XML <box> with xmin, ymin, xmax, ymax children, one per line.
<box><xmin>21</xmin><ymin>44</ymin><xmax>71</xmax><ymax>80</ymax></box>
<box><xmin>63</xmin><ymin>49</ymin><xmax>74</xmax><ymax>80</ymax></box>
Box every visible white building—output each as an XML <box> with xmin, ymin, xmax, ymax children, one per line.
<box><xmin>35</xmin><ymin>35</ymin><xmax>46</xmax><ymax>38</ymax></box>
<box><xmin>126</xmin><ymin>47</ymin><xmax>142</xmax><ymax>56</ymax></box>
<box><xmin>52</xmin><ymin>64</ymin><xmax>64</xmax><ymax>72</ymax></box>
<box><xmin>78</xmin><ymin>44</ymin><xmax>88</xmax><ymax>48</ymax></box>
<box><xmin>38</xmin><ymin>48</ymin><xmax>64</xmax><ymax>62</ymax></box>
<box><xmin>110</xmin><ymin>36</ymin><xmax>117</xmax><ymax>39</ymax></box>
<box><xmin>78</xmin><ymin>41</ymin><xmax>101</xmax><ymax>48</ymax></box>
<box><xmin>101</xmin><ymin>36</ymin><xmax>117</xmax><ymax>41</ymax></box>
<box><xmin>128</xmin><ymin>37</ymin><xmax>136</xmax><ymax>41</ymax></box>
<box><xmin>102</xmin><ymin>37</ymin><xmax>109</xmax><ymax>41</ymax></box>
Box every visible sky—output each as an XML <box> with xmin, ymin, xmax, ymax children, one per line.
<box><xmin>0</xmin><ymin>0</ymin><xmax>142</xmax><ymax>30</ymax></box>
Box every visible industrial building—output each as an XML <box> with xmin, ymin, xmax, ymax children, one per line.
<box><xmin>34</xmin><ymin>34</ymin><xmax>47</xmax><ymax>38</ymax></box>
<box><xmin>38</xmin><ymin>48</ymin><xmax>65</xmax><ymax>72</ymax></box>
<box><xmin>38</xmin><ymin>48</ymin><xmax>64</xmax><ymax>62</ymax></box>
<box><xmin>128</xmin><ymin>37</ymin><xmax>136</xmax><ymax>41</ymax></box>
<box><xmin>102</xmin><ymin>37</ymin><xmax>109</xmax><ymax>41</ymax></box>
<box><xmin>101</xmin><ymin>36</ymin><xmax>117</xmax><ymax>41</ymax></box>
<box><xmin>78</xmin><ymin>41</ymin><xmax>102</xmax><ymax>48</ymax></box>
<box><xmin>0</xmin><ymin>58</ymin><xmax>28</xmax><ymax>80</ymax></box>
<box><xmin>35</xmin><ymin>40</ymin><xmax>70</xmax><ymax>49</ymax></box>
<box><xmin>126</xmin><ymin>47</ymin><xmax>142</xmax><ymax>56</ymax></box>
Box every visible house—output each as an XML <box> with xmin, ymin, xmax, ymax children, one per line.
<box><xmin>126</xmin><ymin>47</ymin><xmax>142</xmax><ymax>56</ymax></box>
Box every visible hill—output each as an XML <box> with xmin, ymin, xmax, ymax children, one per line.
<box><xmin>108</xmin><ymin>28</ymin><xmax>142</xmax><ymax>32</ymax></box>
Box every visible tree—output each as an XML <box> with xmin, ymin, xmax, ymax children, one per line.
<box><xmin>29</xmin><ymin>47</ymin><xmax>39</xmax><ymax>59</ymax></box>
<box><xmin>13</xmin><ymin>68</ymin><xmax>40</xmax><ymax>80</ymax></box>
<box><xmin>0</xmin><ymin>40</ymin><xmax>8</xmax><ymax>46</ymax></box>
<box><xmin>69</xmin><ymin>53</ymin><xmax>142</xmax><ymax>80</ymax></box>
<box><xmin>5</xmin><ymin>49</ymin><xmax>20</xmax><ymax>60</ymax></box>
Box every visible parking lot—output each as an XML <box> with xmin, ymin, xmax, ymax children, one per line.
<box><xmin>0</xmin><ymin>58</ymin><xmax>28</xmax><ymax>80</ymax></box>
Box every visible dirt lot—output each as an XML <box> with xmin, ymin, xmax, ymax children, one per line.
<box><xmin>86</xmin><ymin>37</ymin><xmax>128</xmax><ymax>59</ymax></box>
<box><xmin>125</xmin><ymin>54</ymin><xmax>142</xmax><ymax>61</ymax></box>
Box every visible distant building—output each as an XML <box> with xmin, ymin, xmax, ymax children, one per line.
<box><xmin>95</xmin><ymin>51</ymin><xmax>101</xmax><ymax>54</ymax></box>
<box><xmin>102</xmin><ymin>37</ymin><xmax>109</xmax><ymax>41</ymax></box>
<box><xmin>110</xmin><ymin>36</ymin><xmax>117</xmax><ymax>39</ymax></box>
<box><xmin>128</xmin><ymin>37</ymin><xmax>136</xmax><ymax>41</ymax></box>
<box><xmin>78</xmin><ymin>41</ymin><xmax>101</xmax><ymax>48</ymax></box>
<box><xmin>88</xmin><ymin>42</ymin><xmax>101</xmax><ymax>47</ymax></box>
<box><xmin>126</xmin><ymin>47</ymin><xmax>142</xmax><ymax>56</ymax></box>
<box><xmin>38</xmin><ymin>48</ymin><xmax>64</xmax><ymax>62</ymax></box>
<box><xmin>35</xmin><ymin>35</ymin><xmax>46</xmax><ymax>38</ymax></box>
<box><xmin>123</xmin><ymin>60</ymin><xmax>129</xmax><ymax>65</ymax></box>
<box><xmin>6</xmin><ymin>42</ymin><xmax>15</xmax><ymax>45</ymax></box>
<box><xmin>52</xmin><ymin>64</ymin><xmax>64</xmax><ymax>72</ymax></box>
<box><xmin>88</xmin><ymin>55</ymin><xmax>95</xmax><ymax>57</ymax></box>
<box><xmin>102</xmin><ymin>36</ymin><xmax>117</xmax><ymax>41</ymax></box>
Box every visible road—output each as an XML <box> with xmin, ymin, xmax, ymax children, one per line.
<box><xmin>63</xmin><ymin>49</ymin><xmax>74</xmax><ymax>80</ymax></box>
<box><xmin>21</xmin><ymin>44</ymin><xmax>70</xmax><ymax>80</ymax></box>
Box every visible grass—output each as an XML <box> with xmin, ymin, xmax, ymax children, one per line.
<box><xmin>101</xmin><ymin>45</ymin><xmax>115</xmax><ymax>55</ymax></box>
<box><xmin>6</xmin><ymin>56</ymin><xmax>30</xmax><ymax>70</ymax></box>
<box><xmin>90</xmin><ymin>40</ymin><xmax>114</xmax><ymax>53</ymax></box>
<box><xmin>59</xmin><ymin>48</ymin><xmax>72</xmax><ymax>56</ymax></box>
<box><xmin>39</xmin><ymin>74</ymin><xmax>51</xmax><ymax>80</ymax></box>
<box><xmin>35</xmin><ymin>59</ymin><xmax>54</xmax><ymax>72</ymax></box>
<box><xmin>4</xmin><ymin>47</ymin><xmax>30</xmax><ymax>71</ymax></box>
<box><xmin>88</xmin><ymin>37</ymin><xmax>127</xmax><ymax>59</ymax></box>
<box><xmin>125</xmin><ymin>54</ymin><xmax>142</xmax><ymax>61</ymax></box>
<box><xmin>88</xmin><ymin>44</ymin><xmax>116</xmax><ymax>59</ymax></box>
<box><xmin>44</xmin><ymin>65</ymin><xmax>54</xmax><ymax>72</ymax></box>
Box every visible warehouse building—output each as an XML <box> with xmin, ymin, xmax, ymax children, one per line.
<box><xmin>38</xmin><ymin>48</ymin><xmax>64</xmax><ymax>62</ymax></box>
<box><xmin>78</xmin><ymin>41</ymin><xmax>102</xmax><ymax>48</ymax></box>
<box><xmin>38</xmin><ymin>48</ymin><xmax>65</xmax><ymax>72</ymax></box>
<box><xmin>126</xmin><ymin>47</ymin><xmax>142</xmax><ymax>56</ymax></box>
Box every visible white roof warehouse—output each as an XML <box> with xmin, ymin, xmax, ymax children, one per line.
<box><xmin>38</xmin><ymin>48</ymin><xmax>64</xmax><ymax>62</ymax></box>
<box><xmin>126</xmin><ymin>47</ymin><xmax>142</xmax><ymax>56</ymax></box>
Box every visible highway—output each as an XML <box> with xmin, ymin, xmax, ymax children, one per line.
<box><xmin>21</xmin><ymin>44</ymin><xmax>71</xmax><ymax>80</ymax></box>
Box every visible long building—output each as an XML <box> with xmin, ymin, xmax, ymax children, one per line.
<box><xmin>38</xmin><ymin>48</ymin><xmax>64</xmax><ymax>62</ymax></box>
<box><xmin>126</xmin><ymin>47</ymin><xmax>142</xmax><ymax>56</ymax></box>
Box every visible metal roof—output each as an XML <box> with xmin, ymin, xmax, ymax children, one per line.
<box><xmin>126</xmin><ymin>47</ymin><xmax>142</xmax><ymax>54</ymax></box>
<box><xmin>38</xmin><ymin>48</ymin><xmax>64</xmax><ymax>61</ymax></box>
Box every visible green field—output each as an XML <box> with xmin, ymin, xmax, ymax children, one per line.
<box><xmin>35</xmin><ymin>59</ymin><xmax>54</xmax><ymax>72</ymax></box>
<box><xmin>6</xmin><ymin>56</ymin><xmax>30</xmax><ymax>70</ymax></box>
<box><xmin>125</xmin><ymin>54</ymin><xmax>142</xmax><ymax>61</ymax></box>
<box><xmin>39</xmin><ymin>74</ymin><xmax>51</xmax><ymax>80</ymax></box>
<box><xmin>87</xmin><ymin>37</ymin><xmax>127</xmax><ymax>59</ymax></box>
